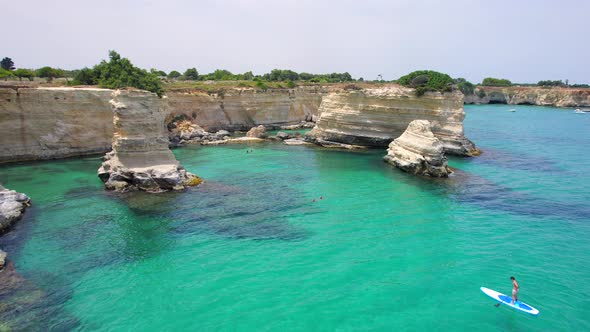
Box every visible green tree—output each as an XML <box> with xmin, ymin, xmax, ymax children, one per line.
<box><xmin>167</xmin><ymin>70</ymin><xmax>181</xmax><ymax>79</ymax></box>
<box><xmin>13</xmin><ymin>68</ymin><xmax>35</xmax><ymax>81</ymax></box>
<box><xmin>481</xmin><ymin>77</ymin><xmax>512</xmax><ymax>86</ymax></box>
<box><xmin>243</xmin><ymin>71</ymin><xmax>254</xmax><ymax>81</ymax></box>
<box><xmin>36</xmin><ymin>66</ymin><xmax>64</xmax><ymax>82</ymax></box>
<box><xmin>93</xmin><ymin>50</ymin><xmax>164</xmax><ymax>97</ymax></box>
<box><xmin>286</xmin><ymin>80</ymin><xmax>296</xmax><ymax>88</ymax></box>
<box><xmin>182</xmin><ymin>68</ymin><xmax>199</xmax><ymax>80</ymax></box>
<box><xmin>398</xmin><ymin>70</ymin><xmax>454</xmax><ymax>96</ymax></box>
<box><xmin>73</xmin><ymin>67</ymin><xmax>98</xmax><ymax>85</ymax></box>
<box><xmin>211</xmin><ymin>69</ymin><xmax>234</xmax><ymax>80</ymax></box>
<box><xmin>1</xmin><ymin>57</ymin><xmax>15</xmax><ymax>70</ymax></box>
<box><xmin>150</xmin><ymin>68</ymin><xmax>167</xmax><ymax>77</ymax></box>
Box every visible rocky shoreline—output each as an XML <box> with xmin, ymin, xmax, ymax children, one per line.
<box><xmin>0</xmin><ymin>185</ymin><xmax>30</xmax><ymax>269</ymax></box>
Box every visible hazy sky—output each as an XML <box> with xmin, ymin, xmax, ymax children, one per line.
<box><xmin>5</xmin><ymin>0</ymin><xmax>589</xmax><ymax>83</ymax></box>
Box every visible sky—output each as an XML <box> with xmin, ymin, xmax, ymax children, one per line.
<box><xmin>4</xmin><ymin>0</ymin><xmax>589</xmax><ymax>83</ymax></box>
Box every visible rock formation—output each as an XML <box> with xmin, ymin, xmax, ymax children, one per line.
<box><xmin>464</xmin><ymin>86</ymin><xmax>590</xmax><ymax>107</ymax></box>
<box><xmin>0</xmin><ymin>184</ymin><xmax>31</xmax><ymax>269</ymax></box>
<box><xmin>98</xmin><ymin>90</ymin><xmax>201</xmax><ymax>192</ymax></box>
<box><xmin>246</xmin><ymin>125</ymin><xmax>268</xmax><ymax>138</ymax></box>
<box><xmin>307</xmin><ymin>85</ymin><xmax>480</xmax><ymax>156</ymax></box>
<box><xmin>0</xmin><ymin>185</ymin><xmax>31</xmax><ymax>235</ymax></box>
<box><xmin>384</xmin><ymin>120</ymin><xmax>451</xmax><ymax>177</ymax></box>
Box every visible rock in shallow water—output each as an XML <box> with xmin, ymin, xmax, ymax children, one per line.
<box><xmin>98</xmin><ymin>90</ymin><xmax>202</xmax><ymax>193</ymax></box>
<box><xmin>0</xmin><ymin>185</ymin><xmax>30</xmax><ymax>234</ymax></box>
<box><xmin>246</xmin><ymin>125</ymin><xmax>268</xmax><ymax>138</ymax></box>
<box><xmin>383</xmin><ymin>120</ymin><xmax>451</xmax><ymax>177</ymax></box>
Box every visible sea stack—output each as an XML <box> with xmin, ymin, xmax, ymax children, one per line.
<box><xmin>384</xmin><ymin>120</ymin><xmax>451</xmax><ymax>177</ymax></box>
<box><xmin>98</xmin><ymin>90</ymin><xmax>201</xmax><ymax>192</ymax></box>
<box><xmin>307</xmin><ymin>85</ymin><xmax>480</xmax><ymax>156</ymax></box>
<box><xmin>0</xmin><ymin>184</ymin><xmax>31</xmax><ymax>235</ymax></box>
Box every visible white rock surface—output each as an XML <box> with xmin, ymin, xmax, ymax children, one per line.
<box><xmin>384</xmin><ymin>120</ymin><xmax>451</xmax><ymax>177</ymax></box>
<box><xmin>307</xmin><ymin>85</ymin><xmax>480</xmax><ymax>156</ymax></box>
<box><xmin>0</xmin><ymin>185</ymin><xmax>30</xmax><ymax>233</ymax></box>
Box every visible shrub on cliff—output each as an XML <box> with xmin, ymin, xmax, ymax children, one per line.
<box><xmin>255</xmin><ymin>79</ymin><xmax>268</xmax><ymax>91</ymax></box>
<box><xmin>13</xmin><ymin>68</ymin><xmax>35</xmax><ymax>81</ymax></box>
<box><xmin>397</xmin><ymin>70</ymin><xmax>454</xmax><ymax>96</ymax></box>
<box><xmin>182</xmin><ymin>68</ymin><xmax>199</xmax><ymax>80</ymax></box>
<box><xmin>481</xmin><ymin>77</ymin><xmax>512</xmax><ymax>86</ymax></box>
<box><xmin>94</xmin><ymin>51</ymin><xmax>164</xmax><ymax>97</ymax></box>
<box><xmin>0</xmin><ymin>68</ymin><xmax>15</xmax><ymax>80</ymax></box>
<box><xmin>454</xmin><ymin>78</ymin><xmax>475</xmax><ymax>95</ymax></box>
<box><xmin>72</xmin><ymin>67</ymin><xmax>98</xmax><ymax>85</ymax></box>
<box><xmin>36</xmin><ymin>66</ymin><xmax>65</xmax><ymax>82</ymax></box>
<box><xmin>167</xmin><ymin>70</ymin><xmax>181</xmax><ymax>79</ymax></box>
<box><xmin>537</xmin><ymin>80</ymin><xmax>565</xmax><ymax>87</ymax></box>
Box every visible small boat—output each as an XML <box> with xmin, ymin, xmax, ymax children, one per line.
<box><xmin>508</xmin><ymin>108</ymin><xmax>516</xmax><ymax>112</ymax></box>
<box><xmin>574</xmin><ymin>109</ymin><xmax>589</xmax><ymax>114</ymax></box>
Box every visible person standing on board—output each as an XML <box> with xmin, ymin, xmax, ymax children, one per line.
<box><xmin>495</xmin><ymin>276</ymin><xmax>519</xmax><ymax>307</ymax></box>
<box><xmin>510</xmin><ymin>276</ymin><xmax>519</xmax><ymax>303</ymax></box>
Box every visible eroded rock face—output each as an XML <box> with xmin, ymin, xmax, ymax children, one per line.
<box><xmin>98</xmin><ymin>90</ymin><xmax>201</xmax><ymax>192</ymax></box>
<box><xmin>0</xmin><ymin>185</ymin><xmax>30</xmax><ymax>235</ymax></box>
<box><xmin>165</xmin><ymin>86</ymin><xmax>325</xmax><ymax>132</ymax></box>
<box><xmin>307</xmin><ymin>85</ymin><xmax>480</xmax><ymax>156</ymax></box>
<box><xmin>384</xmin><ymin>120</ymin><xmax>451</xmax><ymax>177</ymax></box>
<box><xmin>0</xmin><ymin>87</ymin><xmax>114</xmax><ymax>163</ymax></box>
<box><xmin>465</xmin><ymin>86</ymin><xmax>590</xmax><ymax>107</ymax></box>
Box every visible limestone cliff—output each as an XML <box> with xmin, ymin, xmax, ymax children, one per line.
<box><xmin>0</xmin><ymin>87</ymin><xmax>114</xmax><ymax>163</ymax></box>
<box><xmin>98</xmin><ymin>90</ymin><xmax>201</xmax><ymax>192</ymax></box>
<box><xmin>307</xmin><ymin>85</ymin><xmax>479</xmax><ymax>156</ymax></box>
<box><xmin>465</xmin><ymin>86</ymin><xmax>590</xmax><ymax>107</ymax></box>
<box><xmin>165</xmin><ymin>86</ymin><xmax>324</xmax><ymax>131</ymax></box>
<box><xmin>0</xmin><ymin>86</ymin><xmax>326</xmax><ymax>163</ymax></box>
<box><xmin>384</xmin><ymin>120</ymin><xmax>450</xmax><ymax>177</ymax></box>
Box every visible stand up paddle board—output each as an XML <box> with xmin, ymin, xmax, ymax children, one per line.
<box><xmin>480</xmin><ymin>287</ymin><xmax>539</xmax><ymax>316</ymax></box>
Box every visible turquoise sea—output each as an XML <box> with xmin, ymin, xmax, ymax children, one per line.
<box><xmin>1</xmin><ymin>104</ymin><xmax>589</xmax><ymax>331</ymax></box>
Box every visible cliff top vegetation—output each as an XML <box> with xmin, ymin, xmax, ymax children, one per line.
<box><xmin>397</xmin><ymin>70</ymin><xmax>454</xmax><ymax>96</ymax></box>
<box><xmin>481</xmin><ymin>77</ymin><xmax>512</xmax><ymax>87</ymax></box>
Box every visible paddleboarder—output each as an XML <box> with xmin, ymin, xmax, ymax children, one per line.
<box><xmin>494</xmin><ymin>276</ymin><xmax>519</xmax><ymax>307</ymax></box>
<box><xmin>511</xmin><ymin>276</ymin><xmax>519</xmax><ymax>303</ymax></box>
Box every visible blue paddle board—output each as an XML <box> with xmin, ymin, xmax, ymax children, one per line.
<box><xmin>480</xmin><ymin>286</ymin><xmax>539</xmax><ymax>316</ymax></box>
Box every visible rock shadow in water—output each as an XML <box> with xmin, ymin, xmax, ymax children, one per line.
<box><xmin>169</xmin><ymin>180</ymin><xmax>310</xmax><ymax>241</ymax></box>
<box><xmin>461</xmin><ymin>147</ymin><xmax>564</xmax><ymax>173</ymax></box>
<box><xmin>0</xmin><ymin>261</ymin><xmax>82</xmax><ymax>331</ymax></box>
<box><xmin>439</xmin><ymin>170</ymin><xmax>590</xmax><ymax>221</ymax></box>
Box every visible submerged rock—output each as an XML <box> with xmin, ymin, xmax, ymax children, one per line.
<box><xmin>384</xmin><ymin>120</ymin><xmax>451</xmax><ymax>177</ymax></box>
<box><xmin>0</xmin><ymin>185</ymin><xmax>31</xmax><ymax>234</ymax></box>
<box><xmin>98</xmin><ymin>90</ymin><xmax>202</xmax><ymax>193</ymax></box>
<box><xmin>275</xmin><ymin>131</ymin><xmax>292</xmax><ymax>140</ymax></box>
<box><xmin>246</xmin><ymin>125</ymin><xmax>268</xmax><ymax>138</ymax></box>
